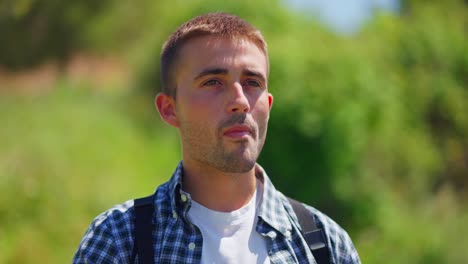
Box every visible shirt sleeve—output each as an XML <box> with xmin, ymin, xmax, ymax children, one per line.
<box><xmin>306</xmin><ymin>205</ymin><xmax>361</xmax><ymax>264</ymax></box>
<box><xmin>330</xmin><ymin>226</ymin><xmax>361</xmax><ymax>264</ymax></box>
<box><xmin>73</xmin><ymin>216</ymin><xmax>121</xmax><ymax>264</ymax></box>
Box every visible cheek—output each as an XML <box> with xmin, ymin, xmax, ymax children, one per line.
<box><xmin>251</xmin><ymin>106</ymin><xmax>270</xmax><ymax>139</ymax></box>
<box><xmin>177</xmin><ymin>98</ymin><xmax>218</xmax><ymax>134</ymax></box>
<box><xmin>179</xmin><ymin>89</ymin><xmax>219</xmax><ymax>111</ymax></box>
<box><xmin>177</xmin><ymin>95</ymin><xmax>211</xmax><ymax>121</ymax></box>
<box><xmin>252</xmin><ymin>95</ymin><xmax>272</xmax><ymax>118</ymax></box>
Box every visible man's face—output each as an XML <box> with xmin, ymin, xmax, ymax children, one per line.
<box><xmin>170</xmin><ymin>35</ymin><xmax>273</xmax><ymax>173</ymax></box>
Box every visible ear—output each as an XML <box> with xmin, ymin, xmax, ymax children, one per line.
<box><xmin>267</xmin><ymin>93</ymin><xmax>274</xmax><ymax>110</ymax></box>
<box><xmin>155</xmin><ymin>93</ymin><xmax>179</xmax><ymax>128</ymax></box>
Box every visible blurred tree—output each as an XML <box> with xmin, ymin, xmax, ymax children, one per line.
<box><xmin>0</xmin><ymin>0</ymin><xmax>112</xmax><ymax>69</ymax></box>
<box><xmin>1</xmin><ymin>0</ymin><xmax>467</xmax><ymax>263</ymax></box>
<box><xmin>397</xmin><ymin>0</ymin><xmax>468</xmax><ymax>199</ymax></box>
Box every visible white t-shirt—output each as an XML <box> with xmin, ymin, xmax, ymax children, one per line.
<box><xmin>187</xmin><ymin>182</ymin><xmax>270</xmax><ymax>264</ymax></box>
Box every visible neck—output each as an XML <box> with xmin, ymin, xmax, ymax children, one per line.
<box><xmin>181</xmin><ymin>158</ymin><xmax>257</xmax><ymax>212</ymax></box>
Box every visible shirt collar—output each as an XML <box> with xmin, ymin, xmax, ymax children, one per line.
<box><xmin>255</xmin><ymin>164</ymin><xmax>293</xmax><ymax>237</ymax></box>
<box><xmin>166</xmin><ymin>161</ymin><xmax>191</xmax><ymax>221</ymax></box>
<box><xmin>165</xmin><ymin>161</ymin><xmax>293</xmax><ymax>236</ymax></box>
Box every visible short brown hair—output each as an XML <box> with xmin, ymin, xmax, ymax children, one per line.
<box><xmin>160</xmin><ymin>12</ymin><xmax>268</xmax><ymax>97</ymax></box>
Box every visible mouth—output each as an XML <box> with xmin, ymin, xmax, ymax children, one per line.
<box><xmin>223</xmin><ymin>125</ymin><xmax>253</xmax><ymax>140</ymax></box>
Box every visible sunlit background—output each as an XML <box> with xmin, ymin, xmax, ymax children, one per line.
<box><xmin>1</xmin><ymin>0</ymin><xmax>467</xmax><ymax>263</ymax></box>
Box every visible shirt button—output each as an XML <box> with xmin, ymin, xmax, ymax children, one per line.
<box><xmin>172</xmin><ymin>211</ymin><xmax>178</xmax><ymax>219</ymax></box>
<box><xmin>181</xmin><ymin>193</ymin><xmax>188</xmax><ymax>202</ymax></box>
<box><xmin>267</xmin><ymin>231</ymin><xmax>277</xmax><ymax>239</ymax></box>
<box><xmin>284</xmin><ymin>230</ymin><xmax>291</xmax><ymax>238</ymax></box>
<box><xmin>188</xmin><ymin>242</ymin><xmax>196</xmax><ymax>250</ymax></box>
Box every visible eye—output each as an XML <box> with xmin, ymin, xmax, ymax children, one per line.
<box><xmin>244</xmin><ymin>79</ymin><xmax>262</xmax><ymax>88</ymax></box>
<box><xmin>203</xmin><ymin>79</ymin><xmax>222</xmax><ymax>87</ymax></box>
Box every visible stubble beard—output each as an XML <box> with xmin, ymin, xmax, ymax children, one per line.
<box><xmin>181</xmin><ymin>114</ymin><xmax>268</xmax><ymax>174</ymax></box>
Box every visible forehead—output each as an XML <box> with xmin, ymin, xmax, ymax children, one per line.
<box><xmin>176</xmin><ymin>35</ymin><xmax>268</xmax><ymax>76</ymax></box>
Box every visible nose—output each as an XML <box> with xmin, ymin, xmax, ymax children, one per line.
<box><xmin>227</xmin><ymin>82</ymin><xmax>250</xmax><ymax>113</ymax></box>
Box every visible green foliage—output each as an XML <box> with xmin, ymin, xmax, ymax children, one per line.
<box><xmin>0</xmin><ymin>85</ymin><xmax>180</xmax><ymax>263</ymax></box>
<box><xmin>1</xmin><ymin>0</ymin><xmax>467</xmax><ymax>263</ymax></box>
<box><xmin>0</xmin><ymin>0</ymin><xmax>112</xmax><ymax>69</ymax></box>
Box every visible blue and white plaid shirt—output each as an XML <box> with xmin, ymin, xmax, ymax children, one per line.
<box><xmin>73</xmin><ymin>162</ymin><xmax>361</xmax><ymax>263</ymax></box>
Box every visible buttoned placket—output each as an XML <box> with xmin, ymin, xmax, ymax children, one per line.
<box><xmin>257</xmin><ymin>220</ymin><xmax>298</xmax><ymax>263</ymax></box>
<box><xmin>179</xmin><ymin>189</ymin><xmax>203</xmax><ymax>263</ymax></box>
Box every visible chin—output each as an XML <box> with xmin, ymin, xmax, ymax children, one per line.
<box><xmin>221</xmin><ymin>157</ymin><xmax>257</xmax><ymax>173</ymax></box>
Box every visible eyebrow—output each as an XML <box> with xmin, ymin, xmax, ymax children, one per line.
<box><xmin>193</xmin><ymin>67</ymin><xmax>267</xmax><ymax>83</ymax></box>
<box><xmin>194</xmin><ymin>67</ymin><xmax>228</xmax><ymax>81</ymax></box>
<box><xmin>243</xmin><ymin>69</ymin><xmax>266</xmax><ymax>83</ymax></box>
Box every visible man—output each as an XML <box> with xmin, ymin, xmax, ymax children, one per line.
<box><xmin>73</xmin><ymin>13</ymin><xmax>361</xmax><ymax>263</ymax></box>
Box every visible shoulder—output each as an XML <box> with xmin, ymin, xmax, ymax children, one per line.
<box><xmin>94</xmin><ymin>199</ymin><xmax>136</xmax><ymax>230</ymax></box>
<box><xmin>73</xmin><ymin>199</ymin><xmax>136</xmax><ymax>263</ymax></box>
<box><xmin>302</xmin><ymin>203</ymin><xmax>361</xmax><ymax>264</ymax></box>
<box><xmin>73</xmin><ymin>180</ymin><xmax>174</xmax><ymax>264</ymax></box>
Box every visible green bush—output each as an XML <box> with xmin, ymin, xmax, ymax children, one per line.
<box><xmin>0</xmin><ymin>85</ymin><xmax>179</xmax><ymax>263</ymax></box>
<box><xmin>1</xmin><ymin>0</ymin><xmax>467</xmax><ymax>263</ymax></box>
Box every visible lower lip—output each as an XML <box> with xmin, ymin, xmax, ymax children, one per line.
<box><xmin>224</xmin><ymin>131</ymin><xmax>251</xmax><ymax>139</ymax></box>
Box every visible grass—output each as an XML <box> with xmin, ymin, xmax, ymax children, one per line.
<box><xmin>0</xmin><ymin>84</ymin><xmax>180</xmax><ymax>263</ymax></box>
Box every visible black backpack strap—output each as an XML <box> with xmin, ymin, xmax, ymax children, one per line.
<box><xmin>288</xmin><ymin>197</ymin><xmax>330</xmax><ymax>264</ymax></box>
<box><xmin>131</xmin><ymin>194</ymin><xmax>155</xmax><ymax>264</ymax></box>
